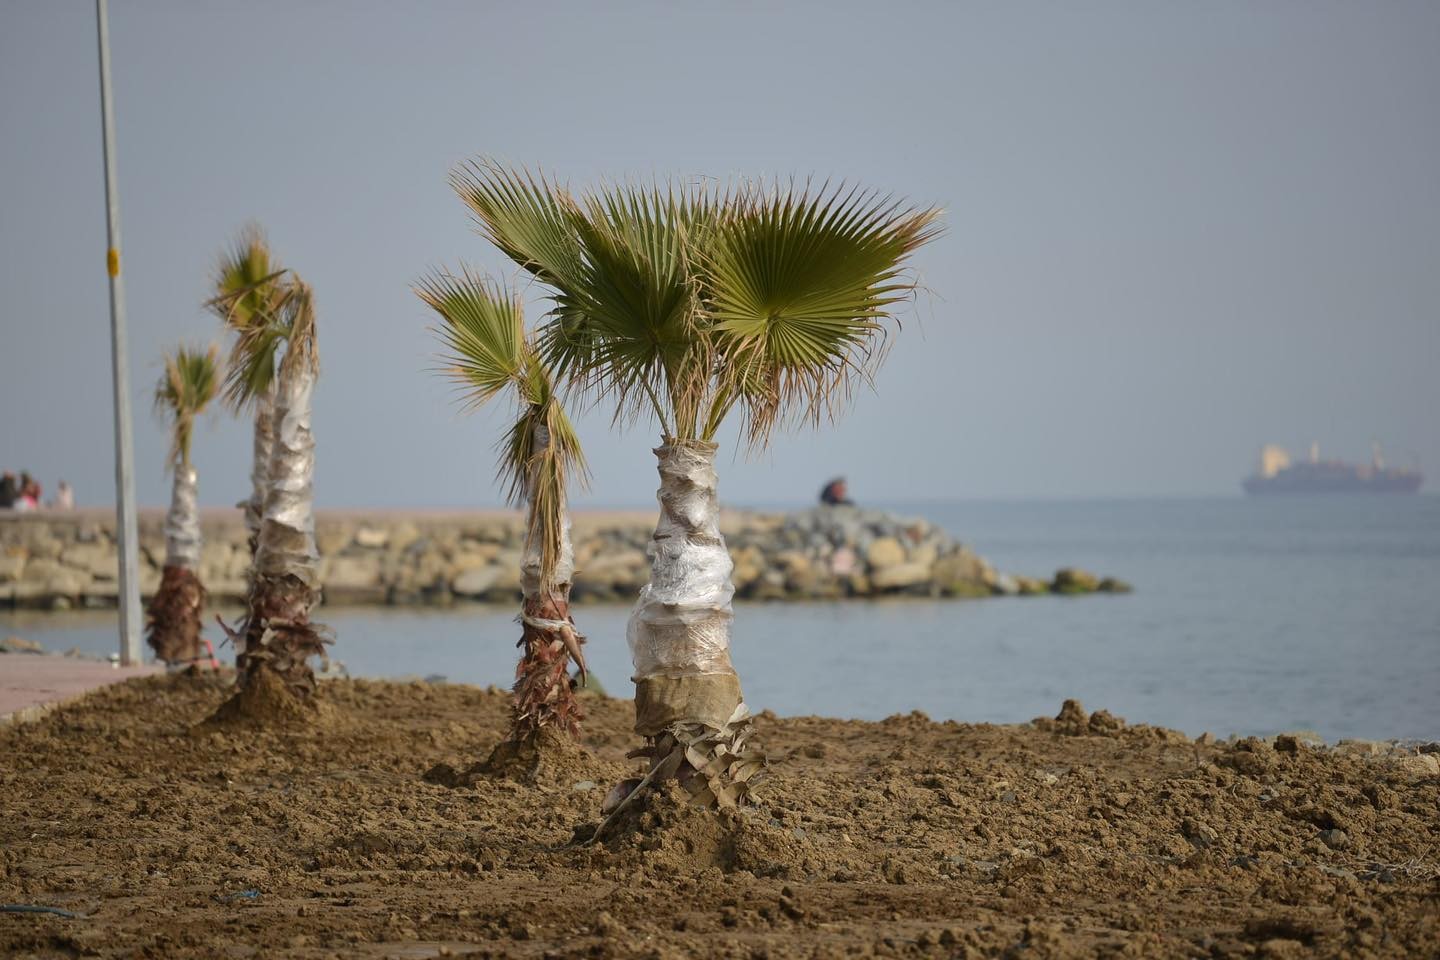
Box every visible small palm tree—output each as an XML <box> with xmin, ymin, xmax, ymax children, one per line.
<box><xmin>208</xmin><ymin>226</ymin><xmax>289</xmax><ymax>560</ymax></box>
<box><xmin>418</xmin><ymin>269</ymin><xmax>589</xmax><ymax>750</ymax></box>
<box><xmin>146</xmin><ymin>344</ymin><xmax>221</xmax><ymax>665</ymax></box>
<box><xmin>212</xmin><ymin>262</ymin><xmax>328</xmax><ymax>719</ymax></box>
<box><xmin>453</xmin><ymin>161</ymin><xmax>940</xmax><ymax>818</ymax></box>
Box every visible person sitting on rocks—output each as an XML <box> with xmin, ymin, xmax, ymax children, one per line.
<box><xmin>819</xmin><ymin>476</ymin><xmax>854</xmax><ymax>507</ymax></box>
<box><xmin>14</xmin><ymin>473</ymin><xmax>40</xmax><ymax>511</ymax></box>
<box><xmin>0</xmin><ymin>472</ymin><xmax>16</xmax><ymax>509</ymax></box>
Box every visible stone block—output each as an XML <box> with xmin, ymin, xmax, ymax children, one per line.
<box><xmin>451</xmin><ymin>565</ymin><xmax>502</xmax><ymax>598</ymax></box>
<box><xmin>865</xmin><ymin>537</ymin><xmax>905</xmax><ymax>569</ymax></box>
<box><xmin>870</xmin><ymin>561</ymin><xmax>932</xmax><ymax>591</ymax></box>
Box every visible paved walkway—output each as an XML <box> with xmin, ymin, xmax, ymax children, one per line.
<box><xmin>0</xmin><ymin>655</ymin><xmax>161</xmax><ymax>724</ymax></box>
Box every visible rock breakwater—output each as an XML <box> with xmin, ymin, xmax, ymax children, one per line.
<box><xmin>0</xmin><ymin>507</ymin><xmax>1128</xmax><ymax>609</ymax></box>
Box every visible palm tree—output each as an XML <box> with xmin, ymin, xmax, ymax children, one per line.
<box><xmin>213</xmin><ymin>268</ymin><xmax>328</xmax><ymax>718</ymax></box>
<box><xmin>208</xmin><ymin>227</ymin><xmax>288</xmax><ymax>561</ymax></box>
<box><xmin>146</xmin><ymin>344</ymin><xmax>221</xmax><ymax>666</ymax></box>
<box><xmin>452</xmin><ymin>161</ymin><xmax>940</xmax><ymax>816</ymax></box>
<box><xmin>417</xmin><ymin>269</ymin><xmax>589</xmax><ymax>750</ymax></box>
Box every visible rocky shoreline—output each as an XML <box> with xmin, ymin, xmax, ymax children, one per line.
<box><xmin>0</xmin><ymin>507</ymin><xmax>1130</xmax><ymax>610</ymax></box>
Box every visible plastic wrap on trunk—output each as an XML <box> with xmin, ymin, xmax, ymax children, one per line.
<box><xmin>627</xmin><ymin>438</ymin><xmax>737</xmax><ymax>680</ymax></box>
<box><xmin>254</xmin><ymin>368</ymin><xmax>318</xmax><ymax>587</ymax></box>
<box><xmin>242</xmin><ymin>387</ymin><xmax>274</xmax><ymax>548</ymax></box>
<box><xmin>163</xmin><ymin>464</ymin><xmax>201</xmax><ymax>570</ymax></box>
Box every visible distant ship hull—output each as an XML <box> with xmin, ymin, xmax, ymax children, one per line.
<box><xmin>1243</xmin><ymin>468</ymin><xmax>1423</xmax><ymax>495</ymax></box>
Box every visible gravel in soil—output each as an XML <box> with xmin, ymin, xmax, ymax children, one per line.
<box><xmin>1</xmin><ymin>677</ymin><xmax>1436</xmax><ymax>959</ymax></box>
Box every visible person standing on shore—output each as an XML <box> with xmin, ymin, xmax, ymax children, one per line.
<box><xmin>50</xmin><ymin>480</ymin><xmax>74</xmax><ymax>510</ymax></box>
<box><xmin>820</xmin><ymin>476</ymin><xmax>854</xmax><ymax>506</ymax></box>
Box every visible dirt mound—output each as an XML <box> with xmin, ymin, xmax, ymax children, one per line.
<box><xmin>1</xmin><ymin>680</ymin><xmax>1435</xmax><ymax>958</ymax></box>
<box><xmin>425</xmin><ymin>725</ymin><xmax>616</xmax><ymax>789</ymax></box>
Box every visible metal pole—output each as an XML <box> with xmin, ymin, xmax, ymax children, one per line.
<box><xmin>96</xmin><ymin>0</ymin><xmax>142</xmax><ymax>666</ymax></box>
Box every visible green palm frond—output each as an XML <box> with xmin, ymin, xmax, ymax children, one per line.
<box><xmin>154</xmin><ymin>343</ymin><xmax>222</xmax><ymax>468</ymax></box>
<box><xmin>450</xmin><ymin>159</ymin><xmax>587</xmax><ymax>293</ymax></box>
<box><xmin>418</xmin><ymin>268</ymin><xmax>528</xmax><ymax>412</ymax></box>
<box><xmin>705</xmin><ymin>181</ymin><xmax>942</xmax><ymax>444</ymax></box>
<box><xmin>209</xmin><ymin>227</ymin><xmax>291</xmax><ymax>410</ymax></box>
<box><xmin>450</xmin><ymin>158</ymin><xmax>941</xmax><ymax>454</ymax></box>
<box><xmin>209</xmin><ymin>225</ymin><xmax>275</xmax><ymax>326</ymax></box>
<box><xmin>555</xmin><ymin>181</ymin><xmax>715</xmax><ymax>434</ymax></box>
<box><xmin>418</xmin><ymin>269</ymin><xmax>588</xmax><ymax>588</ymax></box>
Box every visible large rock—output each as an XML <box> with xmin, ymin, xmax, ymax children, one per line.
<box><xmin>316</xmin><ymin>527</ymin><xmax>351</xmax><ymax>557</ymax></box>
<box><xmin>0</xmin><ymin>550</ymin><xmax>25</xmax><ymax>583</ymax></box>
<box><xmin>20</xmin><ymin>557</ymin><xmax>65</xmax><ymax>583</ymax></box>
<box><xmin>451</xmin><ymin>565</ymin><xmax>502</xmax><ymax>598</ymax></box>
<box><xmin>389</xmin><ymin>521</ymin><xmax>422</xmax><ymax>553</ymax></box>
<box><xmin>199</xmin><ymin>542</ymin><xmax>236</xmax><ymax>584</ymax></box>
<box><xmin>773</xmin><ymin>550</ymin><xmax>812</xmax><ymax>578</ymax></box>
<box><xmin>1053</xmin><ymin>568</ymin><xmax>1100</xmax><ymax>594</ymax></box>
<box><xmin>933</xmin><ymin>548</ymin><xmax>992</xmax><ymax>597</ymax></box>
<box><xmin>62</xmin><ymin>542</ymin><xmax>116</xmax><ymax>580</ymax></box>
<box><xmin>1014</xmin><ymin>575</ymin><xmax>1049</xmax><ymax>596</ymax></box>
<box><xmin>870</xmin><ymin>561</ymin><xmax>932</xmax><ymax>591</ymax></box>
<box><xmin>581</xmin><ymin>549</ymin><xmax>647</xmax><ymax>588</ymax></box>
<box><xmin>325</xmin><ymin>555</ymin><xmax>383</xmax><ymax>591</ymax></box>
<box><xmin>865</xmin><ymin>537</ymin><xmax>906</xmax><ymax>570</ymax></box>
<box><xmin>353</xmin><ymin>526</ymin><xmax>389</xmax><ymax>549</ymax></box>
<box><xmin>26</xmin><ymin>535</ymin><xmax>64</xmax><ymax>561</ymax></box>
<box><xmin>910</xmin><ymin>542</ymin><xmax>939</xmax><ymax>568</ymax></box>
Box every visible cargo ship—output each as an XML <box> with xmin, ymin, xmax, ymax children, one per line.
<box><xmin>1243</xmin><ymin>443</ymin><xmax>1423</xmax><ymax>495</ymax></box>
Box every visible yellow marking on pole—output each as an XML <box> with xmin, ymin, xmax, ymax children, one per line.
<box><xmin>107</xmin><ymin>248</ymin><xmax>120</xmax><ymax>277</ymax></box>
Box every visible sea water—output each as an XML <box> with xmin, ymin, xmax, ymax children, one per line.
<box><xmin>5</xmin><ymin>496</ymin><xmax>1437</xmax><ymax>742</ymax></box>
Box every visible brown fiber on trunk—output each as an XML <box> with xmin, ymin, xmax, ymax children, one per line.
<box><xmin>217</xmin><ymin>573</ymin><xmax>327</xmax><ymax>721</ymax></box>
<box><xmin>145</xmin><ymin>565</ymin><xmax>206</xmax><ymax>666</ymax></box>
<box><xmin>507</xmin><ymin>591</ymin><xmax>584</xmax><ymax>742</ymax></box>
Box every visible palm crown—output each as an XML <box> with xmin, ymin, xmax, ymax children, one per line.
<box><xmin>207</xmin><ymin>226</ymin><xmax>293</xmax><ymax>410</ymax></box>
<box><xmin>451</xmin><ymin>160</ymin><xmax>941</xmax><ymax>447</ymax></box>
<box><xmin>419</xmin><ymin>268</ymin><xmax>586</xmax><ymax>586</ymax></box>
<box><xmin>154</xmin><ymin>344</ymin><xmax>221</xmax><ymax>468</ymax></box>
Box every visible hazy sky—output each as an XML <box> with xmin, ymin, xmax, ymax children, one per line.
<box><xmin>2</xmin><ymin>1</ymin><xmax>1436</xmax><ymax>509</ymax></box>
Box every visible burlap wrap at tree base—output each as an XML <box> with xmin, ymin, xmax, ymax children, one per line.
<box><xmin>633</xmin><ymin>673</ymin><xmax>743</xmax><ymax>737</ymax></box>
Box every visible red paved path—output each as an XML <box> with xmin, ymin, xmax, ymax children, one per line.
<box><xmin>0</xmin><ymin>656</ymin><xmax>161</xmax><ymax>723</ymax></box>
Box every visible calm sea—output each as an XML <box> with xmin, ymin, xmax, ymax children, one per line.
<box><xmin>6</xmin><ymin>496</ymin><xmax>1437</xmax><ymax>743</ymax></box>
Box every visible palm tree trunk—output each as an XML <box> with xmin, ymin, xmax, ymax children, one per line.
<box><xmin>510</xmin><ymin>485</ymin><xmax>581</xmax><ymax>740</ymax></box>
<box><xmin>241</xmin><ymin>386</ymin><xmax>274</xmax><ymax>559</ymax></box>
<box><xmin>145</xmin><ymin>463</ymin><xmax>205</xmax><ymax>665</ymax></box>
<box><xmin>234</xmin><ymin>365</ymin><xmax>325</xmax><ymax>706</ymax></box>
<box><xmin>624</xmin><ymin>438</ymin><xmax>764</xmax><ymax>808</ymax></box>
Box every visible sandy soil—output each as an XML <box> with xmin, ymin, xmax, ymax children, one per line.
<box><xmin>1</xmin><ymin>676</ymin><xmax>1435</xmax><ymax>959</ymax></box>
